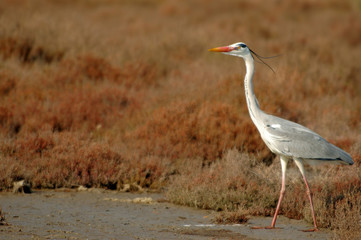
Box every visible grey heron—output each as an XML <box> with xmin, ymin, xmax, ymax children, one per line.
<box><xmin>209</xmin><ymin>42</ymin><xmax>354</xmax><ymax>231</ymax></box>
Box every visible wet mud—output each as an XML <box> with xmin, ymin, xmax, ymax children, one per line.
<box><xmin>0</xmin><ymin>190</ymin><xmax>332</xmax><ymax>239</ymax></box>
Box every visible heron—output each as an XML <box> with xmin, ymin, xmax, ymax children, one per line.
<box><xmin>209</xmin><ymin>42</ymin><xmax>354</xmax><ymax>232</ymax></box>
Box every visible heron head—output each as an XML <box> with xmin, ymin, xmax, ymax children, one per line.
<box><xmin>208</xmin><ymin>42</ymin><xmax>251</xmax><ymax>58</ymax></box>
<box><xmin>209</xmin><ymin>42</ymin><xmax>277</xmax><ymax>73</ymax></box>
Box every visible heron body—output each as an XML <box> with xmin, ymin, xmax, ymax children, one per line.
<box><xmin>209</xmin><ymin>42</ymin><xmax>353</xmax><ymax>231</ymax></box>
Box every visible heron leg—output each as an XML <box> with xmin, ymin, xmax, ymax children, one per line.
<box><xmin>294</xmin><ymin>159</ymin><xmax>319</xmax><ymax>232</ymax></box>
<box><xmin>252</xmin><ymin>157</ymin><xmax>288</xmax><ymax>230</ymax></box>
<box><xmin>270</xmin><ymin>156</ymin><xmax>288</xmax><ymax>228</ymax></box>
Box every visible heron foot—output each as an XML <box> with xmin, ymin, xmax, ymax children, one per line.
<box><xmin>301</xmin><ymin>228</ymin><xmax>319</xmax><ymax>232</ymax></box>
<box><xmin>251</xmin><ymin>226</ymin><xmax>281</xmax><ymax>230</ymax></box>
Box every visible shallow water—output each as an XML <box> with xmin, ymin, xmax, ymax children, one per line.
<box><xmin>0</xmin><ymin>190</ymin><xmax>331</xmax><ymax>239</ymax></box>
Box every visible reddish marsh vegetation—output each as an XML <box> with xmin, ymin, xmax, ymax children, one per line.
<box><xmin>0</xmin><ymin>0</ymin><xmax>360</xmax><ymax>238</ymax></box>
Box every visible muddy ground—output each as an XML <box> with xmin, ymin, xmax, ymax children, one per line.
<box><xmin>0</xmin><ymin>190</ymin><xmax>332</xmax><ymax>240</ymax></box>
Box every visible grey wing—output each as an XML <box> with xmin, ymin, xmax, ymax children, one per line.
<box><xmin>260</xmin><ymin>116</ymin><xmax>353</xmax><ymax>165</ymax></box>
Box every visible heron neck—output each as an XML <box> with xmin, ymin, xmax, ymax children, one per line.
<box><xmin>244</xmin><ymin>55</ymin><xmax>264</xmax><ymax>127</ymax></box>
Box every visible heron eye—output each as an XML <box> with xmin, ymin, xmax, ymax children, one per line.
<box><xmin>239</xmin><ymin>44</ymin><xmax>247</xmax><ymax>48</ymax></box>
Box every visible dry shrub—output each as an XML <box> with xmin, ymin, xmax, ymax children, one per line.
<box><xmin>118</xmin><ymin>155</ymin><xmax>170</xmax><ymax>190</ymax></box>
<box><xmin>0</xmin><ymin>71</ymin><xmax>21</xmax><ymax>135</ymax></box>
<box><xmin>0</xmin><ymin>130</ymin><xmax>169</xmax><ymax>190</ymax></box>
<box><xmin>14</xmin><ymin>134</ymin><xmax>55</xmax><ymax>156</ymax></box>
<box><xmin>338</xmin><ymin>14</ymin><xmax>361</xmax><ymax>47</ymax></box>
<box><xmin>214</xmin><ymin>209</ymin><xmax>249</xmax><ymax>224</ymax></box>
<box><xmin>55</xmin><ymin>55</ymin><xmax>118</xmax><ymax>85</ymax></box>
<box><xmin>64</xmin><ymin>142</ymin><xmax>123</xmax><ymax>188</ymax></box>
<box><xmin>0</xmin><ymin>67</ymin><xmax>143</xmax><ymax>135</ymax></box>
<box><xmin>0</xmin><ymin>157</ymin><xmax>27</xmax><ymax>190</ymax></box>
<box><xmin>304</xmin><ymin>162</ymin><xmax>361</xmax><ymax>239</ymax></box>
<box><xmin>48</xmin><ymin>86</ymin><xmax>140</xmax><ymax>132</ymax></box>
<box><xmin>0</xmin><ymin>132</ymin><xmax>124</xmax><ymax>189</ymax></box>
<box><xmin>128</xmin><ymin>101</ymin><xmax>273</xmax><ymax>164</ymax></box>
<box><xmin>55</xmin><ymin>55</ymin><xmax>160</xmax><ymax>90</ymax></box>
<box><xmin>120</xmin><ymin>60</ymin><xmax>160</xmax><ymax>89</ymax></box>
<box><xmin>167</xmin><ymin>150</ymin><xmax>279</xmax><ymax>213</ymax></box>
<box><xmin>54</xmin><ymin>55</ymin><xmax>121</xmax><ymax>87</ymax></box>
<box><xmin>0</xmin><ymin>36</ymin><xmax>64</xmax><ymax>64</ymax></box>
<box><xmin>0</xmin><ymin>106</ymin><xmax>21</xmax><ymax>136</ymax></box>
<box><xmin>330</xmin><ymin>194</ymin><xmax>361</xmax><ymax>239</ymax></box>
<box><xmin>0</xmin><ymin>72</ymin><xmax>17</xmax><ymax>95</ymax></box>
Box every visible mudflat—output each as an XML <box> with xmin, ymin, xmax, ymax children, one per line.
<box><xmin>0</xmin><ymin>190</ymin><xmax>331</xmax><ymax>240</ymax></box>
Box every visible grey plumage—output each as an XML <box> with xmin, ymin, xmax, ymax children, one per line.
<box><xmin>259</xmin><ymin>113</ymin><xmax>353</xmax><ymax>165</ymax></box>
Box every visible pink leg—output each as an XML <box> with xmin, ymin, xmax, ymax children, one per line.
<box><xmin>301</xmin><ymin>175</ymin><xmax>319</xmax><ymax>232</ymax></box>
<box><xmin>251</xmin><ymin>157</ymin><xmax>288</xmax><ymax>230</ymax></box>
<box><xmin>294</xmin><ymin>158</ymin><xmax>319</xmax><ymax>232</ymax></box>
<box><xmin>270</xmin><ymin>172</ymin><xmax>286</xmax><ymax>228</ymax></box>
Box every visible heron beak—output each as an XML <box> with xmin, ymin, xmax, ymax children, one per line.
<box><xmin>208</xmin><ymin>46</ymin><xmax>234</xmax><ymax>52</ymax></box>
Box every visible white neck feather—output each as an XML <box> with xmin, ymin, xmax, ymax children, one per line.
<box><xmin>243</xmin><ymin>55</ymin><xmax>264</xmax><ymax>128</ymax></box>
